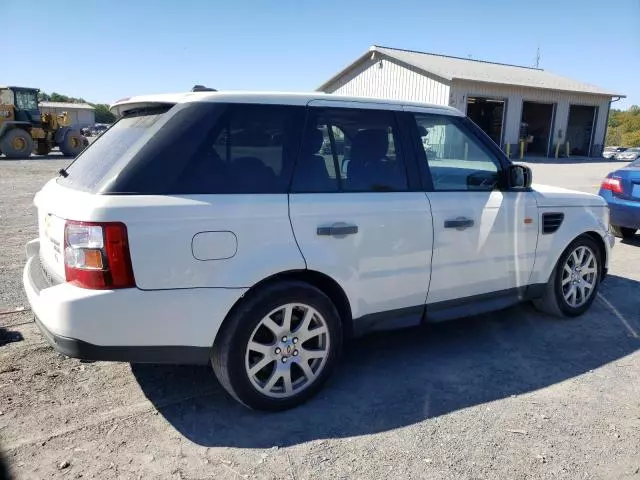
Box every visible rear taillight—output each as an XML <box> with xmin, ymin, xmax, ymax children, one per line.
<box><xmin>64</xmin><ymin>221</ymin><xmax>136</xmax><ymax>289</ymax></box>
<box><xmin>601</xmin><ymin>177</ymin><xmax>623</xmax><ymax>194</ymax></box>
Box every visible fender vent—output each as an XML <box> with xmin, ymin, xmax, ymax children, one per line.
<box><xmin>542</xmin><ymin>212</ymin><xmax>564</xmax><ymax>234</ymax></box>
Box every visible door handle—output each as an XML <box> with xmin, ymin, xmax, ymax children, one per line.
<box><xmin>444</xmin><ymin>217</ymin><xmax>475</xmax><ymax>230</ymax></box>
<box><xmin>317</xmin><ymin>223</ymin><xmax>358</xmax><ymax>237</ymax></box>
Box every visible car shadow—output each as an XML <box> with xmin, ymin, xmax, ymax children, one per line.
<box><xmin>620</xmin><ymin>235</ymin><xmax>640</xmax><ymax>247</ymax></box>
<box><xmin>0</xmin><ymin>327</ymin><xmax>24</xmax><ymax>348</ymax></box>
<box><xmin>132</xmin><ymin>274</ymin><xmax>640</xmax><ymax>449</ymax></box>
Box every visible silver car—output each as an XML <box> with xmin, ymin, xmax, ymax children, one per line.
<box><xmin>603</xmin><ymin>146</ymin><xmax>627</xmax><ymax>159</ymax></box>
<box><xmin>615</xmin><ymin>147</ymin><xmax>640</xmax><ymax>161</ymax></box>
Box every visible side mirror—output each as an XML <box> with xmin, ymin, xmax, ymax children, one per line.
<box><xmin>508</xmin><ymin>164</ymin><xmax>532</xmax><ymax>189</ymax></box>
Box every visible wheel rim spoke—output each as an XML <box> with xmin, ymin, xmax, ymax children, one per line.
<box><xmin>303</xmin><ymin>348</ymin><xmax>327</xmax><ymax>360</ymax></box>
<box><xmin>263</xmin><ymin>370</ymin><xmax>282</xmax><ymax>393</ymax></box>
<box><xmin>248</xmin><ymin>341</ymin><xmax>273</xmax><ymax>356</ymax></box>
<box><xmin>245</xmin><ymin>302</ymin><xmax>331</xmax><ymax>399</ymax></box>
<box><xmin>298</xmin><ymin>359</ymin><xmax>316</xmax><ymax>381</ymax></box>
<box><xmin>261</xmin><ymin>317</ymin><xmax>282</xmax><ymax>336</ymax></box>
<box><xmin>298</xmin><ymin>325</ymin><xmax>328</xmax><ymax>343</ymax></box>
<box><xmin>249</xmin><ymin>355</ymin><xmax>274</xmax><ymax>375</ymax></box>
<box><xmin>282</xmin><ymin>368</ymin><xmax>293</xmax><ymax>394</ymax></box>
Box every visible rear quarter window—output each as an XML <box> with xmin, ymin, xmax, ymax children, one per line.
<box><xmin>61</xmin><ymin>102</ymin><xmax>304</xmax><ymax>195</ymax></box>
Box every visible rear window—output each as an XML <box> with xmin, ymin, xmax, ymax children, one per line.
<box><xmin>59</xmin><ymin>105</ymin><xmax>174</xmax><ymax>192</ymax></box>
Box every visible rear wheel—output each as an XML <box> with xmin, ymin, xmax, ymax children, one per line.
<box><xmin>0</xmin><ymin>129</ymin><xmax>34</xmax><ymax>159</ymax></box>
<box><xmin>533</xmin><ymin>236</ymin><xmax>601</xmax><ymax>318</ymax></box>
<box><xmin>212</xmin><ymin>281</ymin><xmax>342</xmax><ymax>411</ymax></box>
<box><xmin>610</xmin><ymin>225</ymin><xmax>636</xmax><ymax>239</ymax></box>
<box><xmin>59</xmin><ymin>130</ymin><xmax>85</xmax><ymax>157</ymax></box>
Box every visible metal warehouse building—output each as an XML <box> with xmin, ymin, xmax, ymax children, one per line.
<box><xmin>318</xmin><ymin>46</ymin><xmax>625</xmax><ymax>158</ymax></box>
<box><xmin>39</xmin><ymin>102</ymin><xmax>95</xmax><ymax>129</ymax></box>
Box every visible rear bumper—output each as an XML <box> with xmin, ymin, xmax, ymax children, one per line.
<box><xmin>23</xmin><ymin>239</ymin><xmax>247</xmax><ymax>364</ymax></box>
<box><xmin>602</xmin><ymin>194</ymin><xmax>640</xmax><ymax>229</ymax></box>
<box><xmin>609</xmin><ymin>204</ymin><xmax>640</xmax><ymax>229</ymax></box>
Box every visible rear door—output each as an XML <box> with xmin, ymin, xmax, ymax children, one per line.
<box><xmin>406</xmin><ymin>108</ymin><xmax>538</xmax><ymax>311</ymax></box>
<box><xmin>288</xmin><ymin>102</ymin><xmax>433</xmax><ymax>326</ymax></box>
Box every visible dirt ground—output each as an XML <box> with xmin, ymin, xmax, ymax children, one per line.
<box><xmin>1</xmin><ymin>157</ymin><xmax>639</xmax><ymax>480</ymax></box>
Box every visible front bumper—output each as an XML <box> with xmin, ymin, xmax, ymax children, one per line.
<box><xmin>23</xmin><ymin>239</ymin><xmax>247</xmax><ymax>364</ymax></box>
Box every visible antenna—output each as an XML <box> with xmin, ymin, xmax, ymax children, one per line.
<box><xmin>535</xmin><ymin>47</ymin><xmax>541</xmax><ymax>68</ymax></box>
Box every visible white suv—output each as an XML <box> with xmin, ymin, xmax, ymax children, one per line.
<box><xmin>23</xmin><ymin>92</ymin><xmax>614</xmax><ymax>411</ymax></box>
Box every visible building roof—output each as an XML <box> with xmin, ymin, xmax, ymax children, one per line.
<box><xmin>39</xmin><ymin>101</ymin><xmax>95</xmax><ymax>110</ymax></box>
<box><xmin>318</xmin><ymin>45</ymin><xmax>625</xmax><ymax>97</ymax></box>
<box><xmin>109</xmin><ymin>90</ymin><xmax>464</xmax><ymax>116</ymax></box>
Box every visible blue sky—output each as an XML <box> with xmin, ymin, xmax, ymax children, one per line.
<box><xmin>5</xmin><ymin>0</ymin><xmax>639</xmax><ymax>109</ymax></box>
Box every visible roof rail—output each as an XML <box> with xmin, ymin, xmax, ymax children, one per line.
<box><xmin>191</xmin><ymin>85</ymin><xmax>217</xmax><ymax>92</ymax></box>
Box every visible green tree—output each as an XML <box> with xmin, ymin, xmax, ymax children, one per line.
<box><xmin>93</xmin><ymin>104</ymin><xmax>116</xmax><ymax>124</ymax></box>
<box><xmin>607</xmin><ymin>106</ymin><xmax>640</xmax><ymax>147</ymax></box>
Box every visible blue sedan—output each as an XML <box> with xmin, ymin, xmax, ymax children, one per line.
<box><xmin>598</xmin><ymin>157</ymin><xmax>640</xmax><ymax>239</ymax></box>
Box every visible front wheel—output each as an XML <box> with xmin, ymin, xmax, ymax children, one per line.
<box><xmin>611</xmin><ymin>225</ymin><xmax>636</xmax><ymax>239</ymax></box>
<box><xmin>59</xmin><ymin>130</ymin><xmax>86</xmax><ymax>157</ymax></box>
<box><xmin>212</xmin><ymin>281</ymin><xmax>343</xmax><ymax>411</ymax></box>
<box><xmin>533</xmin><ymin>236</ymin><xmax>602</xmax><ymax>318</ymax></box>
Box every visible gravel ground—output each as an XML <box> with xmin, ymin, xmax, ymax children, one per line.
<box><xmin>0</xmin><ymin>156</ymin><xmax>639</xmax><ymax>480</ymax></box>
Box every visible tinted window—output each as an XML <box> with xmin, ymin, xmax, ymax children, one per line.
<box><xmin>173</xmin><ymin>104</ymin><xmax>300</xmax><ymax>194</ymax></box>
<box><xmin>61</xmin><ymin>103</ymin><xmax>301</xmax><ymax>194</ymax></box>
<box><xmin>414</xmin><ymin>114</ymin><xmax>501</xmax><ymax>191</ymax></box>
<box><xmin>293</xmin><ymin>108</ymin><xmax>407</xmax><ymax>192</ymax></box>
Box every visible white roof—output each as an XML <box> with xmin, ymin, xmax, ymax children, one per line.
<box><xmin>319</xmin><ymin>46</ymin><xmax>624</xmax><ymax>97</ymax></box>
<box><xmin>109</xmin><ymin>91</ymin><xmax>463</xmax><ymax>116</ymax></box>
<box><xmin>39</xmin><ymin>101</ymin><xmax>95</xmax><ymax>110</ymax></box>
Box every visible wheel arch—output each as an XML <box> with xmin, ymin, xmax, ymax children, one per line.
<box><xmin>582</xmin><ymin>231</ymin><xmax>608</xmax><ymax>280</ymax></box>
<box><xmin>222</xmin><ymin>269</ymin><xmax>354</xmax><ymax>339</ymax></box>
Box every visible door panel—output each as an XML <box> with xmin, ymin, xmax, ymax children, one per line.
<box><xmin>290</xmin><ymin>193</ymin><xmax>433</xmax><ymax>318</ymax></box>
<box><xmin>289</xmin><ymin>104</ymin><xmax>433</xmax><ymax>320</ymax></box>
<box><xmin>407</xmin><ymin>108</ymin><xmax>539</xmax><ymax>304</ymax></box>
<box><xmin>426</xmin><ymin>190</ymin><xmax>538</xmax><ymax>304</ymax></box>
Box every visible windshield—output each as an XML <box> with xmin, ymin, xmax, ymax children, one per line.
<box><xmin>14</xmin><ymin>90</ymin><xmax>38</xmax><ymax>110</ymax></box>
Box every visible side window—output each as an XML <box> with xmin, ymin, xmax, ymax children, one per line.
<box><xmin>293</xmin><ymin>107</ymin><xmax>408</xmax><ymax>193</ymax></box>
<box><xmin>414</xmin><ymin>114</ymin><xmax>501</xmax><ymax>191</ymax></box>
<box><xmin>175</xmin><ymin>104</ymin><xmax>298</xmax><ymax>194</ymax></box>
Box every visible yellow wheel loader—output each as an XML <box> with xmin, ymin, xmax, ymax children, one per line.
<box><xmin>0</xmin><ymin>86</ymin><xmax>88</xmax><ymax>159</ymax></box>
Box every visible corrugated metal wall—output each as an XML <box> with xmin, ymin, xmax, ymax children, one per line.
<box><xmin>451</xmin><ymin>80</ymin><xmax>611</xmax><ymax>154</ymax></box>
<box><xmin>324</xmin><ymin>58</ymin><xmax>451</xmax><ymax>105</ymax></box>
<box><xmin>39</xmin><ymin>107</ymin><xmax>95</xmax><ymax>128</ymax></box>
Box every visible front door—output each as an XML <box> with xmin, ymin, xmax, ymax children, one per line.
<box><xmin>407</xmin><ymin>108</ymin><xmax>538</xmax><ymax>314</ymax></box>
<box><xmin>289</xmin><ymin>103</ymin><xmax>433</xmax><ymax>327</ymax></box>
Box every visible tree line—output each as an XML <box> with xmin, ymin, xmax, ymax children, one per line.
<box><xmin>606</xmin><ymin>105</ymin><xmax>640</xmax><ymax>147</ymax></box>
<box><xmin>38</xmin><ymin>92</ymin><xmax>116</xmax><ymax>124</ymax></box>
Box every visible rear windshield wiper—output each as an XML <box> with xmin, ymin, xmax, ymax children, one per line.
<box><xmin>58</xmin><ymin>168</ymin><xmax>69</xmax><ymax>178</ymax></box>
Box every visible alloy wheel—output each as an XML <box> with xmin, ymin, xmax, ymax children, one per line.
<box><xmin>244</xmin><ymin>303</ymin><xmax>330</xmax><ymax>399</ymax></box>
<box><xmin>561</xmin><ymin>245</ymin><xmax>598</xmax><ymax>308</ymax></box>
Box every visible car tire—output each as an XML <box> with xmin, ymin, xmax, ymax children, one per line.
<box><xmin>1</xmin><ymin>129</ymin><xmax>34</xmax><ymax>159</ymax></box>
<box><xmin>212</xmin><ymin>281</ymin><xmax>343</xmax><ymax>411</ymax></box>
<box><xmin>59</xmin><ymin>130</ymin><xmax>86</xmax><ymax>157</ymax></box>
<box><xmin>610</xmin><ymin>225</ymin><xmax>636</xmax><ymax>239</ymax></box>
<box><xmin>532</xmin><ymin>235</ymin><xmax>602</xmax><ymax>318</ymax></box>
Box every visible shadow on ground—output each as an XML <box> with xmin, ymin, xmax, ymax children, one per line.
<box><xmin>0</xmin><ymin>327</ymin><xmax>24</xmax><ymax>348</ymax></box>
<box><xmin>620</xmin><ymin>234</ymin><xmax>640</xmax><ymax>247</ymax></box>
<box><xmin>132</xmin><ymin>275</ymin><xmax>640</xmax><ymax>448</ymax></box>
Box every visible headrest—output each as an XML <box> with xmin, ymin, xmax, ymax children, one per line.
<box><xmin>301</xmin><ymin>129</ymin><xmax>324</xmax><ymax>156</ymax></box>
<box><xmin>350</xmin><ymin>129</ymin><xmax>389</xmax><ymax>162</ymax></box>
